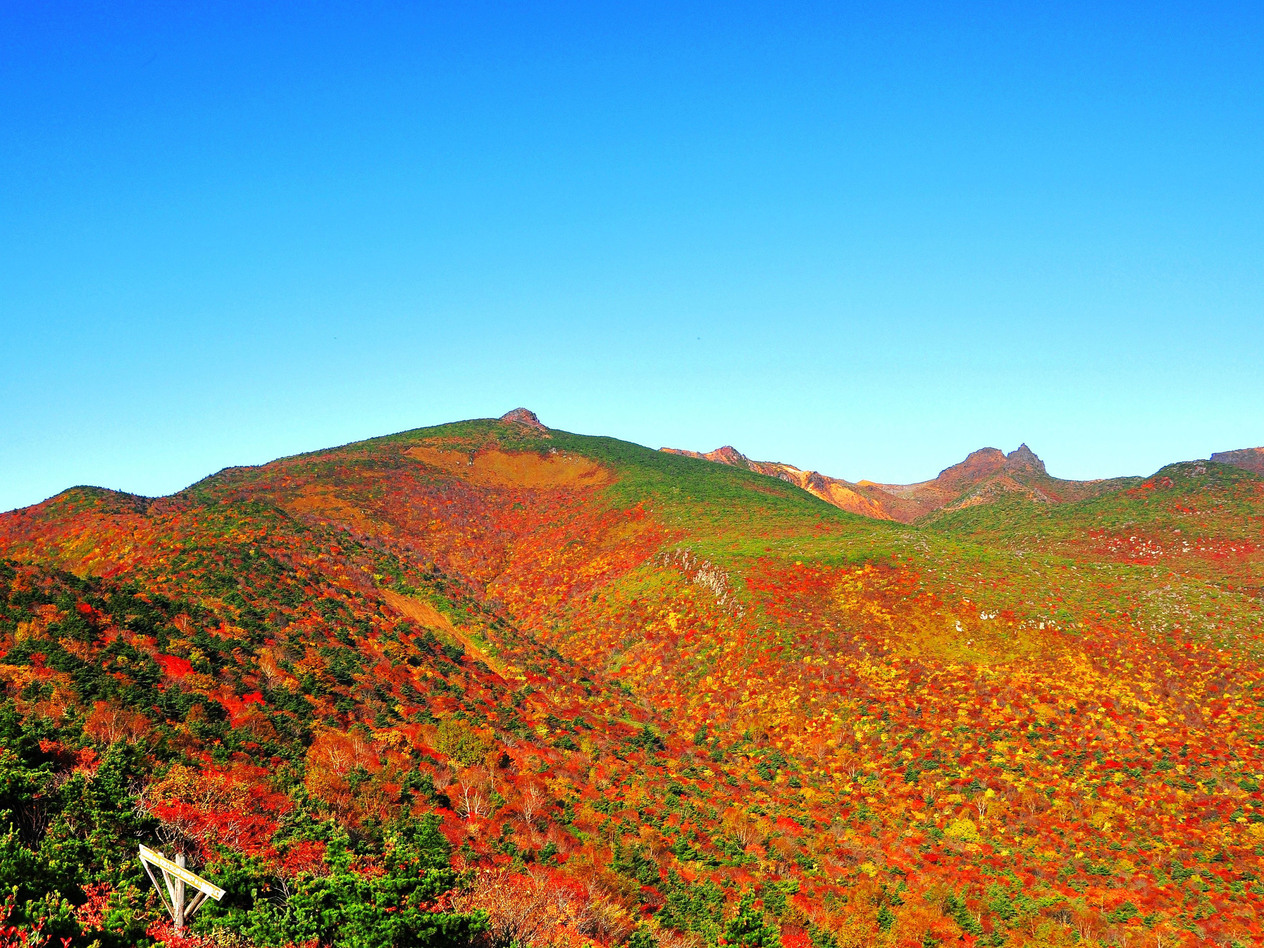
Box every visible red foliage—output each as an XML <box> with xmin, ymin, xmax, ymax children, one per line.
<box><xmin>155</xmin><ymin>654</ymin><xmax>193</xmax><ymax>678</ymax></box>
<box><xmin>143</xmin><ymin>764</ymin><xmax>291</xmax><ymax>862</ymax></box>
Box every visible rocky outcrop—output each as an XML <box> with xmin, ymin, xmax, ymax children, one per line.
<box><xmin>1004</xmin><ymin>443</ymin><xmax>1047</xmax><ymax>475</ymax></box>
<box><xmin>499</xmin><ymin>408</ymin><xmax>548</xmax><ymax>431</ymax></box>
<box><xmin>1210</xmin><ymin>447</ymin><xmax>1264</xmax><ymax>476</ymax></box>
<box><xmin>931</xmin><ymin>448</ymin><xmax>1007</xmax><ymax>492</ymax></box>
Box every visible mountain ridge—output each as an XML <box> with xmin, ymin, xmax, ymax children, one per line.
<box><xmin>659</xmin><ymin>440</ymin><xmax>1139</xmax><ymax>522</ymax></box>
<box><xmin>662</xmin><ymin>436</ymin><xmax>1264</xmax><ymax>522</ymax></box>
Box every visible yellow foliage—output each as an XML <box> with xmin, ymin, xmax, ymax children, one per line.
<box><xmin>944</xmin><ymin>818</ymin><xmax>981</xmax><ymax>842</ymax></box>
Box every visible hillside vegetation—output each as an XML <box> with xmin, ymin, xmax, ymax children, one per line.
<box><xmin>0</xmin><ymin>413</ymin><xmax>1261</xmax><ymax>948</ymax></box>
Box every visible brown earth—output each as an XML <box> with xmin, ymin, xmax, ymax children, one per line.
<box><xmin>405</xmin><ymin>446</ymin><xmax>611</xmax><ymax>490</ymax></box>
<box><xmin>380</xmin><ymin>588</ymin><xmax>515</xmax><ymax>680</ymax></box>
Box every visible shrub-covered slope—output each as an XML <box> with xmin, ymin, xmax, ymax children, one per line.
<box><xmin>0</xmin><ymin>414</ymin><xmax>1261</xmax><ymax>948</ymax></box>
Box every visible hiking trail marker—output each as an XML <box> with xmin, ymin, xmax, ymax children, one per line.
<box><xmin>138</xmin><ymin>845</ymin><xmax>224</xmax><ymax>929</ymax></box>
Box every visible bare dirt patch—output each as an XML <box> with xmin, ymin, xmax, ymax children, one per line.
<box><xmin>405</xmin><ymin>446</ymin><xmax>611</xmax><ymax>490</ymax></box>
<box><xmin>380</xmin><ymin>588</ymin><xmax>455</xmax><ymax>631</ymax></box>
<box><xmin>286</xmin><ymin>487</ymin><xmax>384</xmax><ymax>533</ymax></box>
<box><xmin>380</xmin><ymin>588</ymin><xmax>516</xmax><ymax>680</ymax></box>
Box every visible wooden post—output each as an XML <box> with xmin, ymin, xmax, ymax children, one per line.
<box><xmin>173</xmin><ymin>853</ymin><xmax>187</xmax><ymax>929</ymax></box>
<box><xmin>138</xmin><ymin>845</ymin><xmax>225</xmax><ymax>930</ymax></box>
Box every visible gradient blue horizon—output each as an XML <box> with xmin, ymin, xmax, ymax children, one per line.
<box><xmin>3</xmin><ymin>1</ymin><xmax>1262</xmax><ymax>513</ymax></box>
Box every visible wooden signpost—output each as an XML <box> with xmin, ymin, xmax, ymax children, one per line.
<box><xmin>138</xmin><ymin>845</ymin><xmax>224</xmax><ymax>929</ymax></box>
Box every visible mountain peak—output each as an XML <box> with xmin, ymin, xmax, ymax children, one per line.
<box><xmin>935</xmin><ymin>448</ymin><xmax>1006</xmax><ymax>487</ymax></box>
<box><xmin>499</xmin><ymin>407</ymin><xmax>547</xmax><ymax>431</ymax></box>
<box><xmin>707</xmin><ymin>445</ymin><xmax>749</xmax><ymax>466</ymax></box>
<box><xmin>1004</xmin><ymin>443</ymin><xmax>1046</xmax><ymax>474</ymax></box>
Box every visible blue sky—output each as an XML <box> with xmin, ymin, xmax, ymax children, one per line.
<box><xmin>2</xmin><ymin>1</ymin><xmax>1262</xmax><ymax>512</ymax></box>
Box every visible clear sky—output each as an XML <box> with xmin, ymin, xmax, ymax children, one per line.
<box><xmin>3</xmin><ymin>2</ymin><xmax>1262</xmax><ymax>513</ymax></box>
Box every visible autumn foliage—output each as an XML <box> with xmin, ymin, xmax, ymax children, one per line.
<box><xmin>0</xmin><ymin>416</ymin><xmax>1260</xmax><ymax>946</ymax></box>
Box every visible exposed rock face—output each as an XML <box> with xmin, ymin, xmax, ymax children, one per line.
<box><xmin>933</xmin><ymin>448</ymin><xmax>1007</xmax><ymax>491</ymax></box>
<box><xmin>1004</xmin><ymin>443</ymin><xmax>1047</xmax><ymax>474</ymax></box>
<box><xmin>706</xmin><ymin>445</ymin><xmax>750</xmax><ymax>466</ymax></box>
<box><xmin>499</xmin><ymin>408</ymin><xmax>547</xmax><ymax>431</ymax></box>
<box><xmin>1210</xmin><ymin>447</ymin><xmax>1264</xmax><ymax>476</ymax></box>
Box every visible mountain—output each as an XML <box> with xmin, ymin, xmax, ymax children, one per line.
<box><xmin>1</xmin><ymin>411</ymin><xmax>1262</xmax><ymax>948</ymax></box>
<box><xmin>663</xmin><ymin>443</ymin><xmax>1144</xmax><ymax>522</ymax></box>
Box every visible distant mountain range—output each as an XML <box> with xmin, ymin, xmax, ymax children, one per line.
<box><xmin>663</xmin><ymin>440</ymin><xmax>1264</xmax><ymax>522</ymax></box>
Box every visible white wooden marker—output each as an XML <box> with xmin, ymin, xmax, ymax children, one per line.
<box><xmin>138</xmin><ymin>845</ymin><xmax>224</xmax><ymax>929</ymax></box>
